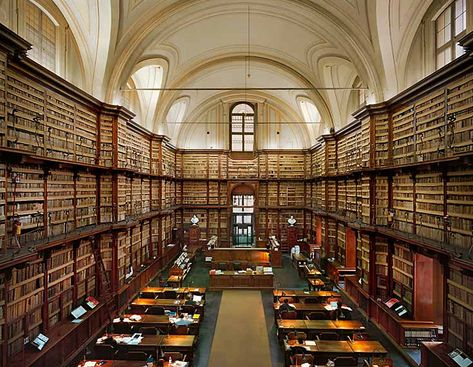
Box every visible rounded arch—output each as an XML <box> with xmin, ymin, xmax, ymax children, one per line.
<box><xmin>176</xmin><ymin>91</ymin><xmax>313</xmax><ymax>149</ymax></box>
<box><xmin>104</xmin><ymin>0</ymin><xmax>384</xmax><ymax>104</ymax></box>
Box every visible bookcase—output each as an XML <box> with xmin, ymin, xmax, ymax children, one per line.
<box><xmin>336</xmin><ymin>223</ymin><xmax>346</xmax><ymax>265</ymax></box>
<box><xmin>447</xmin><ymin>267</ymin><xmax>473</xmax><ymax>355</ymax></box>
<box><xmin>47</xmin><ymin>170</ymin><xmax>75</xmax><ymax>237</ymax></box>
<box><xmin>415</xmin><ymin>172</ymin><xmax>444</xmax><ymax>242</ymax></box>
<box><xmin>75</xmin><ymin>172</ymin><xmax>97</xmax><ymax>228</ymax></box>
<box><xmin>375</xmin><ymin>176</ymin><xmax>389</xmax><ymax>226</ymax></box>
<box><xmin>446</xmin><ymin>72</ymin><xmax>473</xmax><ymax>155</ymax></box>
<box><xmin>0</xmin><ymin>272</ymin><xmax>4</xmax><ymax>348</ymax></box>
<box><xmin>47</xmin><ymin>244</ymin><xmax>74</xmax><ymax>328</ymax></box>
<box><xmin>392</xmin><ymin>173</ymin><xmax>414</xmax><ymax>233</ymax></box>
<box><xmin>75</xmin><ymin>239</ymin><xmax>96</xmax><ymax>301</ymax></box>
<box><xmin>6</xmin><ymin>164</ymin><xmax>45</xmax><ymax>247</ymax></box>
<box><xmin>446</xmin><ymin>169</ymin><xmax>473</xmax><ymax>251</ymax></box>
<box><xmin>392</xmin><ymin>242</ymin><xmax>414</xmax><ymax>311</ymax></box>
<box><xmin>375</xmin><ymin>237</ymin><xmax>388</xmax><ymax>298</ymax></box>
<box><xmin>392</xmin><ymin>104</ymin><xmax>415</xmax><ymax>166</ymax></box>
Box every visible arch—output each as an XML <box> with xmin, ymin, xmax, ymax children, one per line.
<box><xmin>105</xmin><ymin>0</ymin><xmax>384</xmax><ymax>104</ymax></box>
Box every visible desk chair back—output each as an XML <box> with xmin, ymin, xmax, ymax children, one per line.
<box><xmin>280</xmin><ymin>310</ymin><xmax>297</xmax><ymax>319</ymax></box>
<box><xmin>306</xmin><ymin>311</ymin><xmax>326</xmax><ymax>320</ymax></box>
<box><xmin>145</xmin><ymin>306</ymin><xmax>165</xmax><ymax>315</ymax></box>
<box><xmin>334</xmin><ymin>356</ymin><xmax>357</xmax><ymax>367</ymax></box>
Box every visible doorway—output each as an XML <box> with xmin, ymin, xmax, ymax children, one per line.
<box><xmin>231</xmin><ymin>193</ymin><xmax>254</xmax><ymax>247</ymax></box>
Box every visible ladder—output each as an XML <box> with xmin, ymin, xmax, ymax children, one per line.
<box><xmin>92</xmin><ymin>239</ymin><xmax>115</xmax><ymax>324</ymax></box>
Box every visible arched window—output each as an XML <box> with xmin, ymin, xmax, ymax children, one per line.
<box><xmin>435</xmin><ymin>0</ymin><xmax>467</xmax><ymax>68</ymax></box>
<box><xmin>166</xmin><ymin>97</ymin><xmax>189</xmax><ymax>125</ymax></box>
<box><xmin>230</xmin><ymin>103</ymin><xmax>255</xmax><ymax>152</ymax></box>
<box><xmin>298</xmin><ymin>98</ymin><xmax>321</xmax><ymax>123</ymax></box>
<box><xmin>24</xmin><ymin>0</ymin><xmax>57</xmax><ymax>72</ymax></box>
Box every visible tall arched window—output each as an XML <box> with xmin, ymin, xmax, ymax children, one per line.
<box><xmin>435</xmin><ymin>0</ymin><xmax>467</xmax><ymax>68</ymax></box>
<box><xmin>230</xmin><ymin>102</ymin><xmax>255</xmax><ymax>152</ymax></box>
<box><xmin>24</xmin><ymin>0</ymin><xmax>57</xmax><ymax>72</ymax></box>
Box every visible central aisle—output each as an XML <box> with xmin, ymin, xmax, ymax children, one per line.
<box><xmin>208</xmin><ymin>290</ymin><xmax>272</xmax><ymax>367</ymax></box>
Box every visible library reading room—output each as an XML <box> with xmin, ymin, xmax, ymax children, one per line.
<box><xmin>0</xmin><ymin>0</ymin><xmax>473</xmax><ymax>366</ymax></box>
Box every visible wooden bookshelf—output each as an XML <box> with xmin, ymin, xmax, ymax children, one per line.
<box><xmin>75</xmin><ymin>239</ymin><xmax>96</xmax><ymax>301</ymax></box>
<box><xmin>447</xmin><ymin>267</ymin><xmax>473</xmax><ymax>355</ymax></box>
<box><xmin>392</xmin><ymin>242</ymin><xmax>414</xmax><ymax>311</ymax></box>
<box><xmin>47</xmin><ymin>170</ymin><xmax>75</xmax><ymax>237</ymax></box>
<box><xmin>5</xmin><ymin>260</ymin><xmax>44</xmax><ymax>357</ymax></box>
<box><xmin>6</xmin><ymin>164</ymin><xmax>45</xmax><ymax>248</ymax></box>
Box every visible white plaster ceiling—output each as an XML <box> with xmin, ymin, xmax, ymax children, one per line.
<box><xmin>48</xmin><ymin>0</ymin><xmax>434</xmax><ymax>147</ymax></box>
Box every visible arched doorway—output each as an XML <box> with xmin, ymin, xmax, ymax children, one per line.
<box><xmin>231</xmin><ymin>184</ymin><xmax>255</xmax><ymax>247</ymax></box>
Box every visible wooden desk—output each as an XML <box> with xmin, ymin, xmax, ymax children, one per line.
<box><xmin>308</xmin><ymin>278</ymin><xmax>325</xmax><ymax>291</ymax></box>
<box><xmin>349</xmin><ymin>340</ymin><xmax>387</xmax><ymax>354</ymax></box>
<box><xmin>114</xmin><ymin>314</ymin><xmax>200</xmax><ymax>334</ymax></box>
<box><xmin>273</xmin><ymin>289</ymin><xmax>340</xmax><ymax>302</ymax></box>
<box><xmin>77</xmin><ymin>361</ymin><xmax>150</xmax><ymax>367</ymax></box>
<box><xmin>207</xmin><ymin>248</ymin><xmax>271</xmax><ymax>266</ymax></box>
<box><xmin>95</xmin><ymin>334</ymin><xmax>196</xmax><ymax>357</ymax></box>
<box><xmin>277</xmin><ymin>319</ymin><xmax>365</xmax><ymax>336</ymax></box>
<box><xmin>304</xmin><ymin>265</ymin><xmax>322</xmax><ymax>277</ymax></box>
<box><xmin>420</xmin><ymin>342</ymin><xmax>462</xmax><ymax>367</ymax></box>
<box><xmin>292</xmin><ymin>253</ymin><xmax>307</xmax><ymax>275</ymax></box>
<box><xmin>274</xmin><ymin>302</ymin><xmax>329</xmax><ymax>319</ymax></box>
<box><xmin>160</xmin><ymin>334</ymin><xmax>196</xmax><ymax>351</ymax></box>
<box><xmin>209</xmin><ymin>271</ymin><xmax>273</xmax><ymax>290</ymax></box>
<box><xmin>141</xmin><ymin>286</ymin><xmax>206</xmax><ymax>297</ymax></box>
<box><xmin>284</xmin><ymin>339</ymin><xmax>388</xmax><ymax>356</ymax></box>
<box><xmin>167</xmin><ymin>275</ymin><xmax>184</xmax><ymax>287</ymax></box>
<box><xmin>130</xmin><ymin>298</ymin><xmax>205</xmax><ymax>312</ymax></box>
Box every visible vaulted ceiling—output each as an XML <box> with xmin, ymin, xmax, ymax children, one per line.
<box><xmin>49</xmin><ymin>0</ymin><xmax>434</xmax><ymax>147</ymax></box>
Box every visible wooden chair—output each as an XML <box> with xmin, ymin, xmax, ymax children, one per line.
<box><xmin>138</xmin><ymin>326</ymin><xmax>159</xmax><ymax>335</ymax></box>
<box><xmin>291</xmin><ymin>353</ymin><xmax>314</xmax><ymax>365</ymax></box>
<box><xmin>163</xmin><ymin>290</ymin><xmax>178</xmax><ymax>299</ymax></box>
<box><xmin>127</xmin><ymin>351</ymin><xmax>148</xmax><ymax>361</ymax></box>
<box><xmin>334</xmin><ymin>356</ymin><xmax>358</xmax><ymax>367</ymax></box>
<box><xmin>94</xmin><ymin>345</ymin><xmax>115</xmax><ymax>360</ymax></box>
<box><xmin>306</xmin><ymin>311</ymin><xmax>326</xmax><ymax>320</ymax></box>
<box><xmin>180</xmin><ymin>305</ymin><xmax>195</xmax><ymax>314</ymax></box>
<box><xmin>172</xmin><ymin>325</ymin><xmax>189</xmax><ymax>335</ymax></box>
<box><xmin>112</xmin><ymin>322</ymin><xmax>131</xmax><ymax>334</ymax></box>
<box><xmin>145</xmin><ymin>306</ymin><xmax>165</xmax><ymax>315</ymax></box>
<box><xmin>278</xmin><ymin>296</ymin><xmax>295</xmax><ymax>303</ymax></box>
<box><xmin>140</xmin><ymin>292</ymin><xmax>157</xmax><ymax>299</ymax></box>
<box><xmin>303</xmin><ymin>297</ymin><xmax>320</xmax><ymax>304</ymax></box>
<box><xmin>280</xmin><ymin>311</ymin><xmax>297</xmax><ymax>319</ymax></box>
<box><xmin>317</xmin><ymin>331</ymin><xmax>340</xmax><ymax>340</ymax></box>
<box><xmin>163</xmin><ymin>352</ymin><xmax>186</xmax><ymax>361</ymax></box>
<box><xmin>295</xmin><ymin>331</ymin><xmax>307</xmax><ymax>343</ymax></box>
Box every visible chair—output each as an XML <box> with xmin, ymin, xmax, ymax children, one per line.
<box><xmin>112</xmin><ymin>322</ymin><xmax>131</xmax><ymax>334</ymax></box>
<box><xmin>94</xmin><ymin>345</ymin><xmax>115</xmax><ymax>360</ymax></box>
<box><xmin>278</xmin><ymin>296</ymin><xmax>295</xmax><ymax>303</ymax></box>
<box><xmin>280</xmin><ymin>311</ymin><xmax>297</xmax><ymax>319</ymax></box>
<box><xmin>218</xmin><ymin>262</ymin><xmax>227</xmax><ymax>271</ymax></box>
<box><xmin>286</xmin><ymin>331</ymin><xmax>297</xmax><ymax>341</ymax></box>
<box><xmin>172</xmin><ymin>325</ymin><xmax>189</xmax><ymax>335</ymax></box>
<box><xmin>306</xmin><ymin>311</ymin><xmax>326</xmax><ymax>320</ymax></box>
<box><xmin>145</xmin><ymin>306</ymin><xmax>165</xmax><ymax>315</ymax></box>
<box><xmin>114</xmin><ymin>349</ymin><xmax>130</xmax><ymax>360</ymax></box>
<box><xmin>317</xmin><ymin>331</ymin><xmax>340</xmax><ymax>341</ymax></box>
<box><xmin>295</xmin><ymin>332</ymin><xmax>307</xmax><ymax>343</ymax></box>
<box><xmin>180</xmin><ymin>305</ymin><xmax>195</xmax><ymax>314</ymax></box>
<box><xmin>334</xmin><ymin>356</ymin><xmax>358</xmax><ymax>367</ymax></box>
<box><xmin>163</xmin><ymin>352</ymin><xmax>186</xmax><ymax>361</ymax></box>
<box><xmin>140</xmin><ymin>292</ymin><xmax>157</xmax><ymax>299</ymax></box>
<box><xmin>352</xmin><ymin>332</ymin><xmax>370</xmax><ymax>341</ymax></box>
<box><xmin>163</xmin><ymin>290</ymin><xmax>178</xmax><ymax>299</ymax></box>
<box><xmin>138</xmin><ymin>326</ymin><xmax>159</xmax><ymax>335</ymax></box>
<box><xmin>304</xmin><ymin>297</ymin><xmax>320</xmax><ymax>304</ymax></box>
<box><xmin>127</xmin><ymin>351</ymin><xmax>148</xmax><ymax>361</ymax></box>
<box><xmin>291</xmin><ymin>353</ymin><xmax>315</xmax><ymax>365</ymax></box>
<box><xmin>233</xmin><ymin>262</ymin><xmax>242</xmax><ymax>271</ymax></box>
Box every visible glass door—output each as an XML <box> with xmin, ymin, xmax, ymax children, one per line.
<box><xmin>231</xmin><ymin>194</ymin><xmax>254</xmax><ymax>247</ymax></box>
